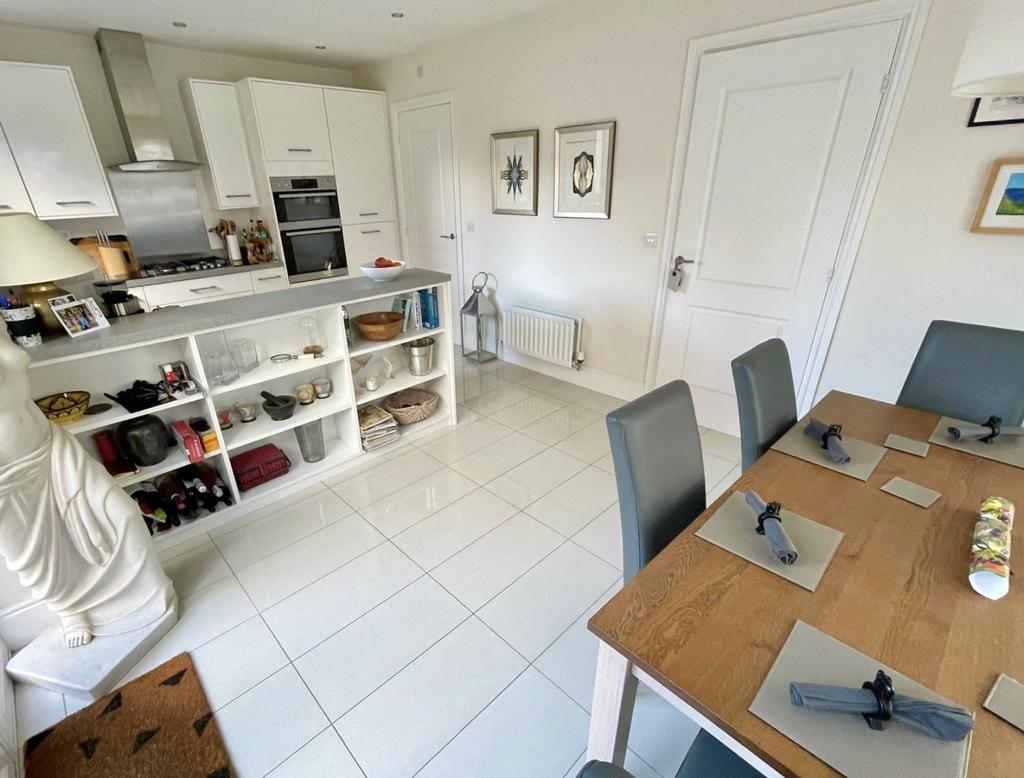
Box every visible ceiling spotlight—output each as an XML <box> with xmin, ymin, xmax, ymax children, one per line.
<box><xmin>315</xmin><ymin>45</ymin><xmax>326</xmax><ymax>50</ymax></box>
<box><xmin>172</xmin><ymin>21</ymin><xmax>187</xmax><ymax>28</ymax></box>
<box><xmin>391</xmin><ymin>12</ymin><xmax>405</xmax><ymax>18</ymax></box>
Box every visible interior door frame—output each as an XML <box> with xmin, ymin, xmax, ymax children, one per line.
<box><xmin>646</xmin><ymin>0</ymin><xmax>931</xmax><ymax>412</ymax></box>
<box><xmin>389</xmin><ymin>91</ymin><xmax>467</xmax><ymax>338</ymax></box>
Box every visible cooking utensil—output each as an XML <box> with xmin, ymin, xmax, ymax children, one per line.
<box><xmin>260</xmin><ymin>391</ymin><xmax>297</xmax><ymax>421</ymax></box>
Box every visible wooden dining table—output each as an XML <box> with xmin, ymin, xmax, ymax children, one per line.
<box><xmin>585</xmin><ymin>391</ymin><xmax>1024</xmax><ymax>777</ymax></box>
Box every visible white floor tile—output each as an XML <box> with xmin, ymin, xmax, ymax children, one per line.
<box><xmin>212</xmin><ymin>487</ymin><xmax>353</xmax><ymax>570</ymax></box>
<box><xmin>486</xmin><ymin>449</ymin><xmax>587</xmax><ymax>509</ymax></box>
<box><xmin>432</xmin><ymin>515</ymin><xmax>563</xmax><ymax>611</ymax></box>
<box><xmin>262</xmin><ymin>543</ymin><xmax>421</xmax><ymax>659</ymax></box>
<box><xmin>555</xmin><ymin>419</ymin><xmax>612</xmax><ymax>464</ymax></box>
<box><xmin>217</xmin><ymin>665</ymin><xmax>329</xmax><ymax>778</ymax></box>
<box><xmin>450</xmin><ymin>432</ymin><xmax>546</xmax><ymax>485</ymax></box>
<box><xmin>295</xmin><ymin>577</ymin><xmax>468</xmax><ymax>720</ymax></box>
<box><xmin>700</xmin><ymin>428</ymin><xmax>742</xmax><ymax>465</ymax></box>
<box><xmin>415</xmin><ymin>417</ymin><xmax>512</xmax><ymax>465</ymax></box>
<box><xmin>15</xmin><ymin>683</ymin><xmax>65</xmax><ymax>742</ymax></box>
<box><xmin>462</xmin><ymin>384</ymin><xmax>534</xmax><ymax>415</ymax></box>
<box><xmin>702</xmin><ymin>450</ymin><xmax>735</xmax><ymax>491</ymax></box>
<box><xmin>419</xmin><ymin>668</ymin><xmax>588</xmax><ymax>778</ymax></box>
<box><xmin>520</xmin><ymin>404</ymin><xmax>602</xmax><ymax>445</ymax></box>
<box><xmin>628</xmin><ymin>686</ymin><xmax>700</xmax><ymax>777</ymax></box>
<box><xmin>267</xmin><ymin>728</ymin><xmax>363</xmax><ymax>778</ymax></box>
<box><xmin>336</xmin><ymin>618</ymin><xmax>526</xmax><ymax>778</ymax></box>
<box><xmin>393</xmin><ymin>489</ymin><xmax>517</xmax><ymax>569</ymax></box>
<box><xmin>489</xmin><ymin>394</ymin><xmax>565</xmax><ymax>429</ymax></box>
<box><xmin>575</xmin><ymin>391</ymin><xmax>625</xmax><ymax>415</ymax></box>
<box><xmin>479</xmin><ymin>543</ymin><xmax>620</xmax><ymax>660</ymax></box>
<box><xmin>572</xmin><ymin>504</ymin><xmax>623</xmax><ymax>570</ymax></box>
<box><xmin>453</xmin><ymin>371</ymin><xmax>500</xmax><ymax>401</ymax></box>
<box><xmin>327</xmin><ymin>449</ymin><xmax>445</xmax><ymax>510</ymax></box>
<box><xmin>496</xmin><ymin>363</ymin><xmax>531</xmax><ymax>382</ymax></box>
<box><xmin>525</xmin><ymin>467</ymin><xmax>618</xmax><ymax>536</ymax></box>
<box><xmin>594</xmin><ymin>451</ymin><xmax>616</xmax><ymax>474</ymax></box>
<box><xmin>538</xmin><ymin>379</ymin><xmax>592</xmax><ymax>404</ymax></box>
<box><xmin>236</xmin><ymin>514</ymin><xmax>384</xmax><ymax>609</ymax></box>
<box><xmin>191</xmin><ymin>616</ymin><xmax>289</xmax><ymax>710</ymax></box>
<box><xmin>160</xmin><ymin>534</ymin><xmax>232</xmax><ymax>599</ymax></box>
<box><xmin>707</xmin><ymin>463</ymin><xmax>742</xmax><ymax>506</ymax></box>
<box><xmin>359</xmin><ymin>468</ymin><xmax>477</xmax><ymax>537</ymax></box>
<box><xmin>516</xmin><ymin>372</ymin><xmax>561</xmax><ymax>393</ymax></box>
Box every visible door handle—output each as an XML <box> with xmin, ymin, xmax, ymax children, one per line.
<box><xmin>673</xmin><ymin>256</ymin><xmax>695</xmax><ymax>270</ymax></box>
<box><xmin>225</xmin><ymin>193</ymin><xmax>252</xmax><ymax>199</ymax></box>
<box><xmin>669</xmin><ymin>256</ymin><xmax>695</xmax><ymax>293</ymax></box>
<box><xmin>440</xmin><ymin>233</ymin><xmax>455</xmax><ymax>240</ymax></box>
<box><xmin>287</xmin><ymin>147</ymin><xmax>312</xmax><ymax>152</ymax></box>
<box><xmin>358</xmin><ymin>211</ymin><xmax>379</xmax><ymax>217</ymax></box>
<box><xmin>0</xmin><ymin>205</ymin><xmax>10</xmax><ymax>210</ymax></box>
<box><xmin>55</xmin><ymin>200</ymin><xmax>95</xmax><ymax>207</ymax></box>
<box><xmin>189</xmin><ymin>285</ymin><xmax>223</xmax><ymax>294</ymax></box>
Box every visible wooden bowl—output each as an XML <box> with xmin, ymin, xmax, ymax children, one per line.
<box><xmin>354</xmin><ymin>312</ymin><xmax>404</xmax><ymax>342</ymax></box>
<box><xmin>35</xmin><ymin>391</ymin><xmax>90</xmax><ymax>425</ymax></box>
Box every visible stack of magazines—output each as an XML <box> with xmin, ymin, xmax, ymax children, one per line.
<box><xmin>358</xmin><ymin>404</ymin><xmax>399</xmax><ymax>451</ymax></box>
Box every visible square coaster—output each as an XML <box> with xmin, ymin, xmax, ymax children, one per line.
<box><xmin>771</xmin><ymin>423</ymin><xmax>887</xmax><ymax>481</ymax></box>
<box><xmin>884</xmin><ymin>434</ymin><xmax>930</xmax><ymax>458</ymax></box>
<box><xmin>928</xmin><ymin>418</ymin><xmax>1024</xmax><ymax>470</ymax></box>
<box><xmin>881</xmin><ymin>477</ymin><xmax>941</xmax><ymax>509</ymax></box>
<box><xmin>983</xmin><ymin>674</ymin><xmax>1024</xmax><ymax>732</ymax></box>
<box><xmin>696</xmin><ymin>492</ymin><xmax>843</xmax><ymax>591</ymax></box>
<box><xmin>749</xmin><ymin>621</ymin><xmax>972</xmax><ymax>778</ymax></box>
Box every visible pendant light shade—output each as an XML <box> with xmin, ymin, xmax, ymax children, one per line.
<box><xmin>952</xmin><ymin>0</ymin><xmax>1024</xmax><ymax>97</ymax></box>
<box><xmin>0</xmin><ymin>213</ymin><xmax>97</xmax><ymax>286</ymax></box>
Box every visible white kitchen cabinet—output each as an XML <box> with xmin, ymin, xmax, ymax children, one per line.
<box><xmin>189</xmin><ymin>80</ymin><xmax>259</xmax><ymax>209</ymax></box>
<box><xmin>247</xmin><ymin>81</ymin><xmax>332</xmax><ymax>162</ymax></box>
<box><xmin>325</xmin><ymin>89</ymin><xmax>396</xmax><ymax>225</ymax></box>
<box><xmin>343</xmin><ymin>221</ymin><xmax>399</xmax><ymax>269</ymax></box>
<box><xmin>139</xmin><ymin>272</ymin><xmax>255</xmax><ymax>309</ymax></box>
<box><xmin>0</xmin><ymin>125</ymin><xmax>33</xmax><ymax>215</ymax></box>
<box><xmin>250</xmin><ymin>266</ymin><xmax>289</xmax><ymax>292</ymax></box>
<box><xmin>0</xmin><ymin>62</ymin><xmax>116</xmax><ymax>219</ymax></box>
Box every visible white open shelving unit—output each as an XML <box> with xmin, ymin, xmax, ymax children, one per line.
<box><xmin>26</xmin><ymin>279</ymin><xmax>457</xmax><ymax>551</ymax></box>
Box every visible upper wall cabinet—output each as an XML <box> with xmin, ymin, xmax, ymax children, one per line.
<box><xmin>325</xmin><ymin>89</ymin><xmax>396</xmax><ymax>225</ymax></box>
<box><xmin>0</xmin><ymin>62</ymin><xmax>116</xmax><ymax>220</ymax></box>
<box><xmin>247</xmin><ymin>81</ymin><xmax>332</xmax><ymax>162</ymax></box>
<box><xmin>0</xmin><ymin>126</ymin><xmax>33</xmax><ymax>215</ymax></box>
<box><xmin>188</xmin><ymin>80</ymin><xmax>259</xmax><ymax>209</ymax></box>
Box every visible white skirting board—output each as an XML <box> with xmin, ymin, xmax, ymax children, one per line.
<box><xmin>497</xmin><ymin>349</ymin><xmax>644</xmax><ymax>402</ymax></box>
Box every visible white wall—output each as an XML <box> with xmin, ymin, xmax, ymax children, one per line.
<box><xmin>356</xmin><ymin>0</ymin><xmax>1024</xmax><ymax>402</ymax></box>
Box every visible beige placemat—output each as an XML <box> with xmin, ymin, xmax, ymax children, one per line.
<box><xmin>884</xmin><ymin>434</ymin><xmax>930</xmax><ymax>458</ymax></box>
<box><xmin>881</xmin><ymin>477</ymin><xmax>941</xmax><ymax>509</ymax></box>
<box><xmin>984</xmin><ymin>674</ymin><xmax>1024</xmax><ymax>732</ymax></box>
<box><xmin>696</xmin><ymin>492</ymin><xmax>843</xmax><ymax>591</ymax></box>
<box><xmin>749</xmin><ymin>621</ymin><xmax>972</xmax><ymax>778</ymax></box>
<box><xmin>928</xmin><ymin>418</ymin><xmax>1024</xmax><ymax>470</ymax></box>
<box><xmin>771</xmin><ymin>423</ymin><xmax>887</xmax><ymax>481</ymax></box>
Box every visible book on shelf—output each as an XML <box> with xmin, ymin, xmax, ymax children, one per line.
<box><xmin>411</xmin><ymin>292</ymin><xmax>423</xmax><ymax>330</ymax></box>
<box><xmin>418</xmin><ymin>288</ymin><xmax>440</xmax><ymax>329</ymax></box>
<box><xmin>391</xmin><ymin>297</ymin><xmax>411</xmax><ymax>333</ymax></box>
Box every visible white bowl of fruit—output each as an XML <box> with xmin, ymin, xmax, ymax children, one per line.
<box><xmin>360</xmin><ymin>257</ymin><xmax>406</xmax><ymax>282</ymax></box>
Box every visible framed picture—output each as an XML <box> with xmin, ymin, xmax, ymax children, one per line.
<box><xmin>971</xmin><ymin>158</ymin><xmax>1024</xmax><ymax>234</ymax></box>
<box><xmin>554</xmin><ymin>121</ymin><xmax>615</xmax><ymax>219</ymax></box>
<box><xmin>51</xmin><ymin>297</ymin><xmax>110</xmax><ymax>338</ymax></box>
<box><xmin>968</xmin><ymin>96</ymin><xmax>1024</xmax><ymax>127</ymax></box>
<box><xmin>491</xmin><ymin>129</ymin><xmax>538</xmax><ymax>215</ymax></box>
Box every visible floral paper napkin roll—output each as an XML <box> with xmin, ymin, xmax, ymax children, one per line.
<box><xmin>969</xmin><ymin>496</ymin><xmax>1014</xmax><ymax>600</ymax></box>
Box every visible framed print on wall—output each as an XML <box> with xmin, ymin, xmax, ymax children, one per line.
<box><xmin>491</xmin><ymin>129</ymin><xmax>538</xmax><ymax>215</ymax></box>
<box><xmin>968</xmin><ymin>96</ymin><xmax>1024</xmax><ymax>127</ymax></box>
<box><xmin>971</xmin><ymin>158</ymin><xmax>1024</xmax><ymax>234</ymax></box>
<box><xmin>554</xmin><ymin>120</ymin><xmax>616</xmax><ymax>219</ymax></box>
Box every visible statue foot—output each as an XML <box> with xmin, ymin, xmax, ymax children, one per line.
<box><xmin>62</xmin><ymin>621</ymin><xmax>93</xmax><ymax>649</ymax></box>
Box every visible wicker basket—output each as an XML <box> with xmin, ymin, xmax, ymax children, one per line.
<box><xmin>383</xmin><ymin>388</ymin><xmax>440</xmax><ymax>426</ymax></box>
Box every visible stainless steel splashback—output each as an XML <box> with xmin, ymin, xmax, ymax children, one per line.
<box><xmin>108</xmin><ymin>170</ymin><xmax>211</xmax><ymax>258</ymax></box>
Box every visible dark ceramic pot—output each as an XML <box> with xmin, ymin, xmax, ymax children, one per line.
<box><xmin>115</xmin><ymin>415</ymin><xmax>170</xmax><ymax>467</ymax></box>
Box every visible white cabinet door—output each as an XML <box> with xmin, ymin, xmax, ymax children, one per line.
<box><xmin>190</xmin><ymin>80</ymin><xmax>259</xmax><ymax>209</ymax></box>
<box><xmin>140</xmin><ymin>272</ymin><xmax>255</xmax><ymax>308</ymax></box>
<box><xmin>250</xmin><ymin>81</ymin><xmax>331</xmax><ymax>162</ymax></box>
<box><xmin>0</xmin><ymin>62</ymin><xmax>115</xmax><ymax>219</ymax></box>
<box><xmin>250</xmin><ymin>266</ymin><xmax>289</xmax><ymax>292</ymax></box>
<box><xmin>325</xmin><ymin>90</ymin><xmax>396</xmax><ymax>224</ymax></box>
<box><xmin>343</xmin><ymin>221</ymin><xmax>399</xmax><ymax>269</ymax></box>
<box><xmin>0</xmin><ymin>125</ymin><xmax>33</xmax><ymax>215</ymax></box>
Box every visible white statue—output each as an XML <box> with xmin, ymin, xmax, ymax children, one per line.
<box><xmin>0</xmin><ymin>329</ymin><xmax>176</xmax><ymax>648</ymax></box>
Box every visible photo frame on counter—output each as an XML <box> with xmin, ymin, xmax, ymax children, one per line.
<box><xmin>554</xmin><ymin>120</ymin><xmax>616</xmax><ymax>219</ymax></box>
<box><xmin>971</xmin><ymin>157</ymin><xmax>1024</xmax><ymax>234</ymax></box>
<box><xmin>491</xmin><ymin>129</ymin><xmax>539</xmax><ymax>215</ymax></box>
<box><xmin>968</xmin><ymin>96</ymin><xmax>1024</xmax><ymax>127</ymax></box>
<box><xmin>51</xmin><ymin>297</ymin><xmax>109</xmax><ymax>338</ymax></box>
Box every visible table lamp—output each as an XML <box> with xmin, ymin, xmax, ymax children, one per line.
<box><xmin>0</xmin><ymin>212</ymin><xmax>99</xmax><ymax>332</ymax></box>
<box><xmin>952</xmin><ymin>0</ymin><xmax>1024</xmax><ymax>96</ymax></box>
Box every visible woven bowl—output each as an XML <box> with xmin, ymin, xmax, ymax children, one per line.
<box><xmin>353</xmin><ymin>311</ymin><xmax>404</xmax><ymax>342</ymax></box>
<box><xmin>383</xmin><ymin>388</ymin><xmax>440</xmax><ymax>426</ymax></box>
<box><xmin>35</xmin><ymin>391</ymin><xmax>90</xmax><ymax>425</ymax></box>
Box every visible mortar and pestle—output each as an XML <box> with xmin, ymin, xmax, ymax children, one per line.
<box><xmin>261</xmin><ymin>391</ymin><xmax>297</xmax><ymax>421</ymax></box>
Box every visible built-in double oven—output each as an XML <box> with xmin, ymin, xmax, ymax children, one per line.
<box><xmin>270</xmin><ymin>175</ymin><xmax>348</xmax><ymax>283</ymax></box>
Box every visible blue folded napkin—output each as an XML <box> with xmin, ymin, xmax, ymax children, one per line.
<box><xmin>805</xmin><ymin>418</ymin><xmax>851</xmax><ymax>463</ymax></box>
<box><xmin>745</xmin><ymin>491</ymin><xmax>798</xmax><ymax>565</ymax></box>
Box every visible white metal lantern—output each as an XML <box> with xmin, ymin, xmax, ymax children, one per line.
<box><xmin>460</xmin><ymin>272</ymin><xmax>498</xmax><ymax>363</ymax></box>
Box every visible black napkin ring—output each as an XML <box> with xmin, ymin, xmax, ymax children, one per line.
<box><xmin>756</xmin><ymin>501</ymin><xmax>783</xmax><ymax>535</ymax></box>
<box><xmin>861</xmin><ymin>670</ymin><xmax>895</xmax><ymax>731</ymax></box>
<box><xmin>821</xmin><ymin>423</ymin><xmax>843</xmax><ymax>450</ymax></box>
<box><xmin>980</xmin><ymin>415</ymin><xmax>1002</xmax><ymax>444</ymax></box>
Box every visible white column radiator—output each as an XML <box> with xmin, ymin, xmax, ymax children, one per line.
<box><xmin>504</xmin><ymin>306</ymin><xmax>583</xmax><ymax>369</ymax></box>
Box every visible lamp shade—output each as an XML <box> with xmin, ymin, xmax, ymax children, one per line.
<box><xmin>0</xmin><ymin>212</ymin><xmax>98</xmax><ymax>286</ymax></box>
<box><xmin>952</xmin><ymin>0</ymin><xmax>1024</xmax><ymax>97</ymax></box>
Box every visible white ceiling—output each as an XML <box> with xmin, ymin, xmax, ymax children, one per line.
<box><xmin>0</xmin><ymin>0</ymin><xmax>570</xmax><ymax>68</ymax></box>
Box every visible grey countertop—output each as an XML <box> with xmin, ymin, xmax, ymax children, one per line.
<box><xmin>29</xmin><ymin>269</ymin><xmax>451</xmax><ymax>364</ymax></box>
<box><xmin>124</xmin><ymin>261</ymin><xmax>285</xmax><ymax>288</ymax></box>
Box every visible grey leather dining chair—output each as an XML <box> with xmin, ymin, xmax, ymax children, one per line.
<box><xmin>897</xmin><ymin>320</ymin><xmax>1024</xmax><ymax>425</ymax></box>
<box><xmin>731</xmin><ymin>338</ymin><xmax>798</xmax><ymax>472</ymax></box>
<box><xmin>577</xmin><ymin>726</ymin><xmax>760</xmax><ymax>777</ymax></box>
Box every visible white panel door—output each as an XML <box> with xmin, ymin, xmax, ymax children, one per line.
<box><xmin>395</xmin><ymin>102</ymin><xmax>460</xmax><ymax>323</ymax></box>
<box><xmin>190</xmin><ymin>80</ymin><xmax>259</xmax><ymax>208</ymax></box>
<box><xmin>326</xmin><ymin>89</ymin><xmax>396</xmax><ymax>225</ymax></box>
<box><xmin>0</xmin><ymin>62</ymin><xmax>115</xmax><ymax>219</ymax></box>
<box><xmin>0</xmin><ymin>124</ymin><xmax>33</xmax><ymax>215</ymax></box>
<box><xmin>250</xmin><ymin>81</ymin><xmax>331</xmax><ymax>162</ymax></box>
<box><xmin>656</xmin><ymin>21</ymin><xmax>900</xmax><ymax>435</ymax></box>
<box><xmin>343</xmin><ymin>221</ymin><xmax>400</xmax><ymax>269</ymax></box>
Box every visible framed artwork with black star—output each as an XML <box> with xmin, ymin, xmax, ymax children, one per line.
<box><xmin>554</xmin><ymin>120</ymin><xmax>615</xmax><ymax>219</ymax></box>
<box><xmin>491</xmin><ymin>129</ymin><xmax>539</xmax><ymax>215</ymax></box>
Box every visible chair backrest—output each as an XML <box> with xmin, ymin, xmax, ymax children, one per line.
<box><xmin>897</xmin><ymin>320</ymin><xmax>1024</xmax><ymax>425</ymax></box>
<box><xmin>606</xmin><ymin>380</ymin><xmax>705</xmax><ymax>584</ymax></box>
<box><xmin>731</xmin><ymin>338</ymin><xmax>798</xmax><ymax>472</ymax></box>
